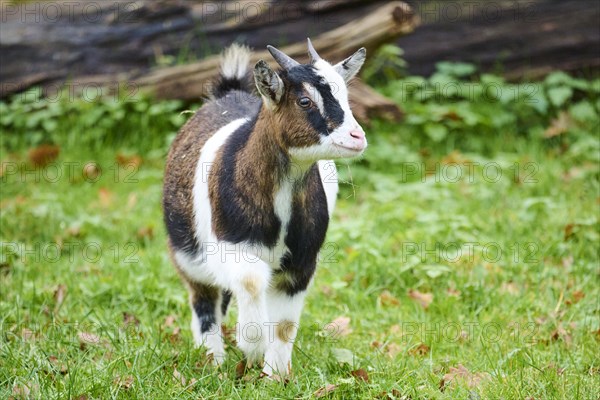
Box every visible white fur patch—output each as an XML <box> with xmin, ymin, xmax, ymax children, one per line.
<box><xmin>220</xmin><ymin>44</ymin><xmax>250</xmax><ymax>80</ymax></box>
<box><xmin>318</xmin><ymin>160</ymin><xmax>338</xmax><ymax>216</ymax></box>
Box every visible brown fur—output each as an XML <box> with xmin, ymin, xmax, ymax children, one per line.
<box><xmin>209</xmin><ymin>107</ymin><xmax>290</xmax><ymax>241</ymax></box>
<box><xmin>241</xmin><ymin>275</ymin><xmax>261</xmax><ymax>300</ymax></box>
<box><xmin>276</xmin><ymin>87</ymin><xmax>323</xmax><ymax>149</ymax></box>
<box><xmin>163</xmin><ymin>111</ymin><xmax>215</xmax><ymax>258</ymax></box>
<box><xmin>276</xmin><ymin>320</ymin><xmax>296</xmax><ymax>343</ymax></box>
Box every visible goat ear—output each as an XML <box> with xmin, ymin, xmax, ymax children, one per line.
<box><xmin>334</xmin><ymin>47</ymin><xmax>366</xmax><ymax>83</ymax></box>
<box><xmin>254</xmin><ymin>60</ymin><xmax>284</xmax><ymax>107</ymax></box>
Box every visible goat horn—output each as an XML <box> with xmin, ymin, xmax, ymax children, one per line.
<box><xmin>267</xmin><ymin>45</ymin><xmax>300</xmax><ymax>70</ymax></box>
<box><xmin>307</xmin><ymin>38</ymin><xmax>321</xmax><ymax>63</ymax></box>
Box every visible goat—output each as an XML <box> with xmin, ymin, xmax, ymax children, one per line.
<box><xmin>162</xmin><ymin>39</ymin><xmax>367</xmax><ymax>378</ymax></box>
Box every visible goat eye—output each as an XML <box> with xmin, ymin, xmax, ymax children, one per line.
<box><xmin>297</xmin><ymin>97</ymin><xmax>312</xmax><ymax>108</ymax></box>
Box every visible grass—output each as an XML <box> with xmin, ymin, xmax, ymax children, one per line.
<box><xmin>1</xmin><ymin>71</ymin><xmax>599</xmax><ymax>399</ymax></box>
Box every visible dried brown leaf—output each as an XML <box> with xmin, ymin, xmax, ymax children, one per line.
<box><xmin>163</xmin><ymin>315</ymin><xmax>176</xmax><ymax>327</ymax></box>
<box><xmin>440</xmin><ymin>364</ymin><xmax>490</xmax><ymax>391</ymax></box>
<box><xmin>571</xmin><ymin>290</ymin><xmax>585</xmax><ymax>303</ymax></box>
<box><xmin>12</xmin><ymin>382</ymin><xmax>39</xmax><ymax>398</ymax></box>
<box><xmin>351</xmin><ymin>368</ymin><xmax>369</xmax><ymax>382</ymax></box>
<box><xmin>500</xmin><ymin>282</ymin><xmax>519</xmax><ymax>295</ymax></box>
<box><xmin>48</xmin><ymin>355</ymin><xmax>68</xmax><ymax>375</ymax></box>
<box><xmin>564</xmin><ymin>223</ymin><xmax>575</xmax><ymax>240</ymax></box>
<box><xmin>78</xmin><ymin>332</ymin><xmax>101</xmax><ymax>350</ymax></box>
<box><xmin>379</xmin><ymin>290</ymin><xmax>400</xmax><ymax>306</ymax></box>
<box><xmin>172</xmin><ymin>368</ymin><xmax>186</xmax><ymax>386</ymax></box>
<box><xmin>82</xmin><ymin>162</ymin><xmax>100</xmax><ymax>181</ymax></box>
<box><xmin>235</xmin><ymin>360</ymin><xmax>247</xmax><ymax>380</ymax></box>
<box><xmin>28</xmin><ymin>145</ymin><xmax>60</xmax><ymax>167</ymax></box>
<box><xmin>21</xmin><ymin>328</ymin><xmax>35</xmax><ymax>341</ymax></box>
<box><xmin>543</xmin><ymin>111</ymin><xmax>571</xmax><ymax>138</ymax></box>
<box><xmin>329</xmin><ymin>316</ymin><xmax>352</xmax><ymax>337</ymax></box>
<box><xmin>98</xmin><ymin>188</ymin><xmax>113</xmax><ymax>208</ymax></box>
<box><xmin>408</xmin><ymin>343</ymin><xmax>430</xmax><ymax>356</ymax></box>
<box><xmin>53</xmin><ymin>284</ymin><xmax>67</xmax><ymax>313</ymax></box>
<box><xmin>385</xmin><ymin>343</ymin><xmax>402</xmax><ymax>358</ymax></box>
<box><xmin>116</xmin><ymin>153</ymin><xmax>143</xmax><ymax>168</ymax></box>
<box><xmin>123</xmin><ymin>312</ymin><xmax>140</xmax><ymax>327</ymax></box>
<box><xmin>408</xmin><ymin>289</ymin><xmax>433</xmax><ymax>309</ymax></box>
<box><xmin>114</xmin><ymin>375</ymin><xmax>134</xmax><ymax>390</ymax></box>
<box><xmin>136</xmin><ymin>226</ymin><xmax>154</xmax><ymax>240</ymax></box>
<box><xmin>314</xmin><ymin>383</ymin><xmax>338</xmax><ymax>398</ymax></box>
<box><xmin>551</xmin><ymin>325</ymin><xmax>572</xmax><ymax>346</ymax></box>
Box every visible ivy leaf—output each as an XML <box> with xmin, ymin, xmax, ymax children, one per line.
<box><xmin>436</xmin><ymin>61</ymin><xmax>476</xmax><ymax>77</ymax></box>
<box><xmin>424</xmin><ymin>123</ymin><xmax>448</xmax><ymax>142</ymax></box>
<box><xmin>569</xmin><ymin>101</ymin><xmax>597</xmax><ymax>123</ymax></box>
<box><xmin>331</xmin><ymin>348</ymin><xmax>355</xmax><ymax>365</ymax></box>
<box><xmin>547</xmin><ymin>86</ymin><xmax>573</xmax><ymax>107</ymax></box>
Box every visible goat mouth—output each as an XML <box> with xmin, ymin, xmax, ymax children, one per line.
<box><xmin>332</xmin><ymin>143</ymin><xmax>365</xmax><ymax>153</ymax></box>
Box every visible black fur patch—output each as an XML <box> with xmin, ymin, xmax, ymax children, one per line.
<box><xmin>221</xmin><ymin>289</ymin><xmax>232</xmax><ymax>316</ymax></box>
<box><xmin>213</xmin><ymin>114</ymin><xmax>285</xmax><ymax>247</ymax></box>
<box><xmin>212</xmin><ymin>70</ymin><xmax>254</xmax><ymax>99</ymax></box>
<box><xmin>282</xmin><ymin>65</ymin><xmax>345</xmax><ymax>134</ymax></box>
<box><xmin>192</xmin><ymin>293</ymin><xmax>218</xmax><ymax>333</ymax></box>
<box><xmin>163</xmin><ymin>208</ymin><xmax>200</xmax><ymax>254</ymax></box>
<box><xmin>277</xmin><ymin>164</ymin><xmax>330</xmax><ymax>295</ymax></box>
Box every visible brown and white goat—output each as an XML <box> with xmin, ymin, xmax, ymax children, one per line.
<box><xmin>163</xmin><ymin>39</ymin><xmax>367</xmax><ymax>377</ymax></box>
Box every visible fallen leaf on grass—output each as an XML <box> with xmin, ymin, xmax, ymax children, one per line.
<box><xmin>564</xmin><ymin>223</ymin><xmax>575</xmax><ymax>240</ymax></box>
<box><xmin>235</xmin><ymin>360</ymin><xmax>247</xmax><ymax>380</ymax></box>
<box><xmin>408</xmin><ymin>289</ymin><xmax>433</xmax><ymax>309</ymax></box>
<box><xmin>172</xmin><ymin>368</ymin><xmax>186</xmax><ymax>386</ymax></box>
<box><xmin>544</xmin><ymin>111</ymin><xmax>572</xmax><ymax>138</ymax></box>
<box><xmin>408</xmin><ymin>343</ymin><xmax>430</xmax><ymax>356</ymax></box>
<box><xmin>48</xmin><ymin>355</ymin><xmax>68</xmax><ymax>375</ymax></box>
<box><xmin>82</xmin><ymin>162</ymin><xmax>100</xmax><ymax>181</ymax></box>
<box><xmin>12</xmin><ymin>382</ymin><xmax>39</xmax><ymax>398</ymax></box>
<box><xmin>53</xmin><ymin>284</ymin><xmax>67</xmax><ymax>313</ymax></box>
<box><xmin>98</xmin><ymin>188</ymin><xmax>113</xmax><ymax>208</ymax></box>
<box><xmin>28</xmin><ymin>145</ymin><xmax>60</xmax><ymax>167</ymax></box>
<box><xmin>114</xmin><ymin>375</ymin><xmax>134</xmax><ymax>390</ymax></box>
<box><xmin>136</xmin><ymin>226</ymin><xmax>154</xmax><ymax>240</ymax></box>
<box><xmin>500</xmin><ymin>282</ymin><xmax>519</xmax><ymax>295</ymax></box>
<box><xmin>446</xmin><ymin>288</ymin><xmax>461</xmax><ymax>297</ymax></box>
<box><xmin>375</xmin><ymin>389</ymin><xmax>406</xmax><ymax>399</ymax></box>
<box><xmin>163</xmin><ymin>315</ymin><xmax>177</xmax><ymax>327</ymax></box>
<box><xmin>77</xmin><ymin>332</ymin><xmax>101</xmax><ymax>350</ymax></box>
<box><xmin>116</xmin><ymin>153</ymin><xmax>143</xmax><ymax>169</ymax></box>
<box><xmin>440</xmin><ymin>364</ymin><xmax>490</xmax><ymax>391</ymax></box>
<box><xmin>314</xmin><ymin>384</ymin><xmax>338</xmax><ymax>398</ymax></box>
<box><xmin>127</xmin><ymin>193</ymin><xmax>138</xmax><ymax>210</ymax></box>
<box><xmin>21</xmin><ymin>328</ymin><xmax>35</xmax><ymax>341</ymax></box>
<box><xmin>329</xmin><ymin>316</ymin><xmax>352</xmax><ymax>337</ymax></box>
<box><xmin>561</xmin><ymin>255</ymin><xmax>574</xmax><ymax>268</ymax></box>
<box><xmin>551</xmin><ymin>325</ymin><xmax>572</xmax><ymax>346</ymax></box>
<box><xmin>385</xmin><ymin>343</ymin><xmax>402</xmax><ymax>358</ymax></box>
<box><xmin>351</xmin><ymin>368</ymin><xmax>369</xmax><ymax>382</ymax></box>
<box><xmin>320</xmin><ymin>285</ymin><xmax>334</xmax><ymax>297</ymax></box>
<box><xmin>379</xmin><ymin>290</ymin><xmax>400</xmax><ymax>306</ymax></box>
<box><xmin>123</xmin><ymin>312</ymin><xmax>140</xmax><ymax>327</ymax></box>
<box><xmin>565</xmin><ymin>290</ymin><xmax>585</xmax><ymax>306</ymax></box>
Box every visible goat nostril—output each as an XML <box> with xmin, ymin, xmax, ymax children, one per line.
<box><xmin>350</xmin><ymin>130</ymin><xmax>364</xmax><ymax>140</ymax></box>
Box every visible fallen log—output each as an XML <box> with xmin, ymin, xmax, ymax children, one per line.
<box><xmin>1</xmin><ymin>0</ymin><xmax>417</xmax><ymax>124</ymax></box>
<box><xmin>134</xmin><ymin>1</ymin><xmax>417</xmax><ymax>122</ymax></box>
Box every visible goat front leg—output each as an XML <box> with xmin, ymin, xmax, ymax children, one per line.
<box><xmin>262</xmin><ymin>285</ymin><xmax>307</xmax><ymax>378</ymax></box>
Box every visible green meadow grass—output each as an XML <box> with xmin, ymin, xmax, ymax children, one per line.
<box><xmin>1</xmin><ymin>72</ymin><xmax>599</xmax><ymax>399</ymax></box>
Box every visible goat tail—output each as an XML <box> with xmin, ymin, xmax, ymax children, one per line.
<box><xmin>211</xmin><ymin>43</ymin><xmax>253</xmax><ymax>98</ymax></box>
